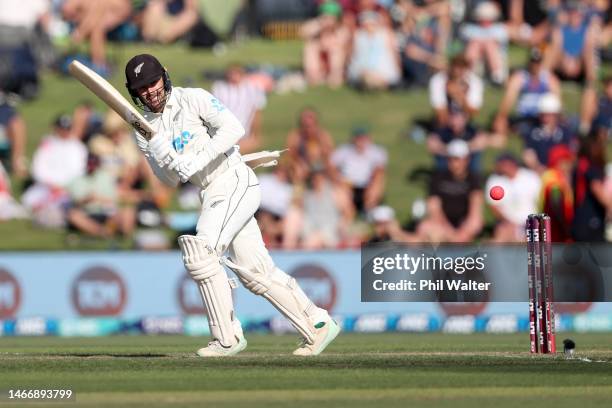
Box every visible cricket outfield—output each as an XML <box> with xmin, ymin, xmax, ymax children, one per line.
<box><xmin>0</xmin><ymin>333</ymin><xmax>611</xmax><ymax>407</ymax></box>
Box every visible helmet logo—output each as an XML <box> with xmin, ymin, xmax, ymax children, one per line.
<box><xmin>134</xmin><ymin>62</ymin><xmax>144</xmax><ymax>77</ymax></box>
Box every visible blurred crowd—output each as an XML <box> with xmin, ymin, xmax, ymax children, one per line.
<box><xmin>1</xmin><ymin>0</ymin><xmax>612</xmax><ymax>248</ymax></box>
<box><xmin>295</xmin><ymin>0</ymin><xmax>612</xmax><ymax>246</ymax></box>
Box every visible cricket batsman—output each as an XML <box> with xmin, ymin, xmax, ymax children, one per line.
<box><xmin>124</xmin><ymin>54</ymin><xmax>339</xmax><ymax>357</ymax></box>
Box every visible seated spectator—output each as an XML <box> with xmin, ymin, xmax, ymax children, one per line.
<box><xmin>284</xmin><ymin>169</ymin><xmax>355</xmax><ymax>249</ymax></box>
<box><xmin>540</xmin><ymin>145</ymin><xmax>575</xmax><ymax>242</ymax></box>
<box><xmin>416</xmin><ymin>139</ymin><xmax>483</xmax><ymax>242</ymax></box>
<box><xmin>61</xmin><ymin>0</ymin><xmax>132</xmax><ymax>74</ymax></box>
<box><xmin>286</xmin><ymin>107</ymin><xmax>335</xmax><ymax>183</ymax></box>
<box><xmin>340</xmin><ymin>0</ymin><xmax>392</xmax><ymax>30</ymax></box>
<box><xmin>0</xmin><ymin>161</ymin><xmax>27</xmax><ymax>220</ymax></box>
<box><xmin>519</xmin><ymin>93</ymin><xmax>577</xmax><ymax>174</ymax></box>
<box><xmin>212</xmin><ymin>64</ymin><xmax>266</xmax><ymax>154</ymax></box>
<box><xmin>572</xmin><ymin>132</ymin><xmax>610</xmax><ymax>242</ymax></box>
<box><xmin>507</xmin><ymin>0</ymin><xmax>552</xmax><ymax>45</ymax></box>
<box><xmin>427</xmin><ymin>109</ymin><xmax>487</xmax><ymax>173</ymax></box>
<box><xmin>366</xmin><ymin>205</ymin><xmax>414</xmax><ymax>243</ymax></box>
<box><xmin>66</xmin><ymin>153</ymin><xmax>121</xmax><ymax>238</ymax></box>
<box><xmin>547</xmin><ymin>1</ymin><xmax>598</xmax><ymax>133</ymax></box>
<box><xmin>461</xmin><ymin>1</ymin><xmax>509</xmax><ymax>85</ymax></box>
<box><xmin>485</xmin><ymin>152</ymin><xmax>541</xmax><ymax>242</ymax></box>
<box><xmin>347</xmin><ymin>11</ymin><xmax>401</xmax><ymax>90</ymax></box>
<box><xmin>0</xmin><ymin>92</ymin><xmax>27</xmax><ymax>179</ymax></box>
<box><xmin>429</xmin><ymin>54</ymin><xmax>483</xmax><ymax>126</ymax></box>
<box><xmin>0</xmin><ymin>0</ymin><xmax>49</xmax><ymax>98</ymax></box>
<box><xmin>256</xmin><ymin>165</ymin><xmax>294</xmax><ymax>248</ymax></box>
<box><xmin>88</xmin><ymin>111</ymin><xmax>140</xmax><ymax>179</ymax></box>
<box><xmin>22</xmin><ymin>114</ymin><xmax>87</xmax><ymax>227</ymax></box>
<box><xmin>493</xmin><ymin>48</ymin><xmax>561</xmax><ymax>135</ymax></box>
<box><xmin>89</xmin><ymin>111</ymin><xmax>171</xmax><ymax>238</ymax></box>
<box><xmin>301</xmin><ymin>0</ymin><xmax>350</xmax><ymax>88</ymax></box>
<box><xmin>141</xmin><ymin>0</ymin><xmax>199</xmax><ymax>44</ymax></box>
<box><xmin>396</xmin><ymin>0</ymin><xmax>449</xmax><ymax>87</ymax></box>
<box><xmin>548</xmin><ymin>1</ymin><xmax>598</xmax><ymax>84</ymax></box>
<box><xmin>71</xmin><ymin>101</ymin><xmax>104</xmax><ymax>142</ymax></box>
<box><xmin>332</xmin><ymin>126</ymin><xmax>387</xmax><ymax>213</ymax></box>
<box><xmin>588</xmin><ymin>76</ymin><xmax>612</xmax><ymax>136</ymax></box>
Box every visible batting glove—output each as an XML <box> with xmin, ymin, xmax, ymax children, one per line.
<box><xmin>168</xmin><ymin>153</ymin><xmax>200</xmax><ymax>183</ymax></box>
<box><xmin>149</xmin><ymin>133</ymin><xmax>176</xmax><ymax>167</ymax></box>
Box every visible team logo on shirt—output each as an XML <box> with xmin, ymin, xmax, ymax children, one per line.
<box><xmin>172</xmin><ymin>130</ymin><xmax>195</xmax><ymax>153</ymax></box>
<box><xmin>210</xmin><ymin>97</ymin><xmax>225</xmax><ymax>112</ymax></box>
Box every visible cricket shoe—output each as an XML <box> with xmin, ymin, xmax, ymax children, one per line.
<box><xmin>293</xmin><ymin>319</ymin><xmax>340</xmax><ymax>356</ymax></box>
<box><xmin>196</xmin><ymin>336</ymin><xmax>247</xmax><ymax>357</ymax></box>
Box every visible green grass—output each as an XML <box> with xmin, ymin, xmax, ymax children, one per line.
<box><xmin>1</xmin><ymin>40</ymin><xmax>608</xmax><ymax>249</ymax></box>
<box><xmin>0</xmin><ymin>333</ymin><xmax>611</xmax><ymax>407</ymax></box>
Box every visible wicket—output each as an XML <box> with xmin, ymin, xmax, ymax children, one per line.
<box><xmin>526</xmin><ymin>214</ymin><xmax>556</xmax><ymax>354</ymax></box>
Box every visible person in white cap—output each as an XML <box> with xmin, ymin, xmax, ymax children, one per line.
<box><xmin>519</xmin><ymin>93</ymin><xmax>577</xmax><ymax>174</ymax></box>
<box><xmin>416</xmin><ymin>139</ymin><xmax>483</xmax><ymax>242</ymax></box>
<box><xmin>461</xmin><ymin>1</ymin><xmax>509</xmax><ymax>85</ymax></box>
<box><xmin>124</xmin><ymin>54</ymin><xmax>339</xmax><ymax>357</ymax></box>
<box><xmin>366</xmin><ymin>205</ymin><xmax>415</xmax><ymax>243</ymax></box>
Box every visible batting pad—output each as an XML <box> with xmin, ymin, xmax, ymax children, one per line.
<box><xmin>223</xmin><ymin>257</ymin><xmax>319</xmax><ymax>344</ymax></box>
<box><xmin>178</xmin><ymin>235</ymin><xmax>239</xmax><ymax>347</ymax></box>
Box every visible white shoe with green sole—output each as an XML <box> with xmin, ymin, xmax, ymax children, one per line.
<box><xmin>196</xmin><ymin>336</ymin><xmax>247</xmax><ymax>357</ymax></box>
<box><xmin>293</xmin><ymin>319</ymin><xmax>340</xmax><ymax>356</ymax></box>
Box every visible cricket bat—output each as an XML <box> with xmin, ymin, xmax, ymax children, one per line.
<box><xmin>68</xmin><ymin>60</ymin><xmax>155</xmax><ymax>140</ymax></box>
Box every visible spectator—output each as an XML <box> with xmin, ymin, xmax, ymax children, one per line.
<box><xmin>429</xmin><ymin>54</ymin><xmax>483</xmax><ymax>126</ymax></box>
<box><xmin>366</xmin><ymin>204</ymin><xmax>414</xmax><ymax>243</ymax></box>
<box><xmin>89</xmin><ymin>111</ymin><xmax>171</xmax><ymax>238</ymax></box>
<box><xmin>461</xmin><ymin>1</ymin><xmax>509</xmax><ymax>85</ymax></box>
<box><xmin>71</xmin><ymin>101</ymin><xmax>103</xmax><ymax>142</ymax></box>
<box><xmin>396</xmin><ymin>0</ymin><xmax>450</xmax><ymax>87</ymax></box>
<box><xmin>22</xmin><ymin>114</ymin><xmax>87</xmax><ymax>227</ymax></box>
<box><xmin>0</xmin><ymin>161</ymin><xmax>27</xmax><ymax>220</ymax></box>
<box><xmin>427</xmin><ymin>109</ymin><xmax>487</xmax><ymax>173</ymax></box>
<box><xmin>286</xmin><ymin>107</ymin><xmax>335</xmax><ymax>182</ymax></box>
<box><xmin>284</xmin><ymin>169</ymin><xmax>354</xmax><ymax>249</ymax></box>
<box><xmin>519</xmin><ymin>93</ymin><xmax>576</xmax><ymax>174</ymax></box>
<box><xmin>507</xmin><ymin>0</ymin><xmax>554</xmax><ymax>45</ymax></box>
<box><xmin>301</xmin><ymin>0</ymin><xmax>350</xmax><ymax>88</ymax></box>
<box><xmin>256</xmin><ymin>165</ymin><xmax>294</xmax><ymax>248</ymax></box>
<box><xmin>140</xmin><ymin>0</ymin><xmax>199</xmax><ymax>44</ymax></box>
<box><xmin>331</xmin><ymin>126</ymin><xmax>387</xmax><ymax>213</ymax></box>
<box><xmin>212</xmin><ymin>64</ymin><xmax>267</xmax><ymax>154</ymax></box>
<box><xmin>493</xmin><ymin>48</ymin><xmax>561</xmax><ymax>136</ymax></box>
<box><xmin>61</xmin><ymin>0</ymin><xmax>132</xmax><ymax>75</ymax></box>
<box><xmin>65</xmin><ymin>153</ymin><xmax>121</xmax><ymax>238</ymax></box>
<box><xmin>540</xmin><ymin>144</ymin><xmax>574</xmax><ymax>242</ymax></box>
<box><xmin>572</xmin><ymin>132</ymin><xmax>610</xmax><ymax>242</ymax></box>
<box><xmin>0</xmin><ymin>0</ymin><xmax>50</xmax><ymax>98</ymax></box>
<box><xmin>340</xmin><ymin>0</ymin><xmax>392</xmax><ymax>30</ymax></box>
<box><xmin>347</xmin><ymin>11</ymin><xmax>401</xmax><ymax>90</ymax></box>
<box><xmin>547</xmin><ymin>1</ymin><xmax>598</xmax><ymax>132</ymax></box>
<box><xmin>0</xmin><ymin>93</ymin><xmax>27</xmax><ymax>179</ymax></box>
<box><xmin>485</xmin><ymin>152</ymin><xmax>541</xmax><ymax>242</ymax></box>
<box><xmin>548</xmin><ymin>1</ymin><xmax>598</xmax><ymax>84</ymax></box>
<box><xmin>587</xmin><ymin>76</ymin><xmax>612</xmax><ymax>137</ymax></box>
<box><xmin>88</xmin><ymin>111</ymin><xmax>140</xmax><ymax>179</ymax></box>
<box><xmin>416</xmin><ymin>139</ymin><xmax>483</xmax><ymax>242</ymax></box>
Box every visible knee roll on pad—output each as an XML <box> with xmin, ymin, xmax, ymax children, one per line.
<box><xmin>178</xmin><ymin>235</ymin><xmax>221</xmax><ymax>281</ymax></box>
